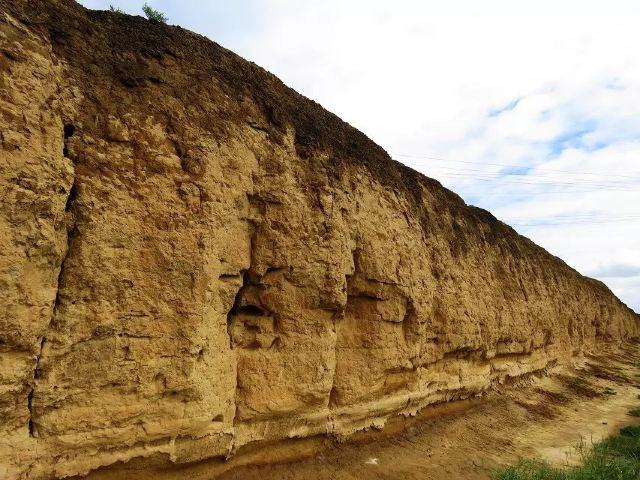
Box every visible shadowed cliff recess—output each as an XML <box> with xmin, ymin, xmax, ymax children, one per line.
<box><xmin>0</xmin><ymin>1</ymin><xmax>638</xmax><ymax>479</ymax></box>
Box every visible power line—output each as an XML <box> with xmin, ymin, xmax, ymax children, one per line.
<box><xmin>431</xmin><ymin>166</ymin><xmax>640</xmax><ymax>187</ymax></box>
<box><xmin>435</xmin><ymin>173</ymin><xmax>639</xmax><ymax>191</ymax></box>
<box><xmin>389</xmin><ymin>153</ymin><xmax>640</xmax><ymax>225</ymax></box>
<box><xmin>393</xmin><ymin>153</ymin><xmax>640</xmax><ymax>180</ymax></box>
<box><xmin>503</xmin><ymin>214</ymin><xmax>640</xmax><ymax>227</ymax></box>
<box><xmin>506</xmin><ymin>213</ymin><xmax>640</xmax><ymax>220</ymax></box>
<box><xmin>457</xmin><ymin>188</ymin><xmax>637</xmax><ymax>194</ymax></box>
<box><xmin>508</xmin><ymin>217</ymin><xmax>640</xmax><ymax>225</ymax></box>
<box><xmin>388</xmin><ymin>155</ymin><xmax>640</xmax><ymax>194</ymax></box>
<box><xmin>388</xmin><ymin>155</ymin><xmax>640</xmax><ymax>227</ymax></box>
<box><xmin>510</xmin><ymin>218</ymin><xmax>640</xmax><ymax>226</ymax></box>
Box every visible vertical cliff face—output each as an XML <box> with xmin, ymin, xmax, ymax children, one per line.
<box><xmin>0</xmin><ymin>1</ymin><xmax>638</xmax><ymax>478</ymax></box>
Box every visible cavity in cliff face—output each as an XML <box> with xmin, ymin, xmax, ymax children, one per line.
<box><xmin>0</xmin><ymin>1</ymin><xmax>638</xmax><ymax>479</ymax></box>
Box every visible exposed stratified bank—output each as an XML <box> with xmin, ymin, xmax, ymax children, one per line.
<box><xmin>0</xmin><ymin>1</ymin><xmax>638</xmax><ymax>479</ymax></box>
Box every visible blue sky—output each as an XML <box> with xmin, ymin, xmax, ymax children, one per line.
<box><xmin>79</xmin><ymin>1</ymin><xmax>640</xmax><ymax>312</ymax></box>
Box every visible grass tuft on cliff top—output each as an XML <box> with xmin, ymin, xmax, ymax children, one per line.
<box><xmin>493</xmin><ymin>423</ymin><xmax>640</xmax><ymax>480</ymax></box>
<box><xmin>142</xmin><ymin>2</ymin><xmax>167</xmax><ymax>23</ymax></box>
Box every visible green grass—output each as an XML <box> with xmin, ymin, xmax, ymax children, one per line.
<box><xmin>628</xmin><ymin>408</ymin><xmax>640</xmax><ymax>417</ymax></box>
<box><xmin>493</xmin><ymin>423</ymin><xmax>640</xmax><ymax>480</ymax></box>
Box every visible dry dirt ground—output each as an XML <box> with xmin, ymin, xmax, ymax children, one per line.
<box><xmin>80</xmin><ymin>344</ymin><xmax>640</xmax><ymax>480</ymax></box>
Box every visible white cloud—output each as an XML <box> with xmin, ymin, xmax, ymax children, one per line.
<box><xmin>588</xmin><ymin>264</ymin><xmax>640</xmax><ymax>279</ymax></box>
<box><xmin>81</xmin><ymin>0</ymin><xmax>640</xmax><ymax>311</ymax></box>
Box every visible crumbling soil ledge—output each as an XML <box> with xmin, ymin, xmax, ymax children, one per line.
<box><xmin>71</xmin><ymin>344</ymin><xmax>640</xmax><ymax>480</ymax></box>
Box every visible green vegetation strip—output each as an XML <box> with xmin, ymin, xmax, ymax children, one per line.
<box><xmin>493</xmin><ymin>424</ymin><xmax>640</xmax><ymax>480</ymax></box>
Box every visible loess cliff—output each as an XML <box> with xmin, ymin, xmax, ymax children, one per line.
<box><xmin>0</xmin><ymin>1</ymin><xmax>638</xmax><ymax>478</ymax></box>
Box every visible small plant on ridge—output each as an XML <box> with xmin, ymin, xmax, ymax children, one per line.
<box><xmin>142</xmin><ymin>3</ymin><xmax>167</xmax><ymax>23</ymax></box>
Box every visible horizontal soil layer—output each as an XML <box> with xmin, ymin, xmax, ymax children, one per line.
<box><xmin>76</xmin><ymin>344</ymin><xmax>640</xmax><ymax>480</ymax></box>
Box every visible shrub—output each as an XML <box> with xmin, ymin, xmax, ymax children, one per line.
<box><xmin>142</xmin><ymin>3</ymin><xmax>167</xmax><ymax>23</ymax></box>
<box><xmin>109</xmin><ymin>5</ymin><xmax>124</xmax><ymax>13</ymax></box>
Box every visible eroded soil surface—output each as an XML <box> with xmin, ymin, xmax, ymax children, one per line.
<box><xmin>77</xmin><ymin>345</ymin><xmax>640</xmax><ymax>480</ymax></box>
<box><xmin>218</xmin><ymin>345</ymin><xmax>640</xmax><ymax>480</ymax></box>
